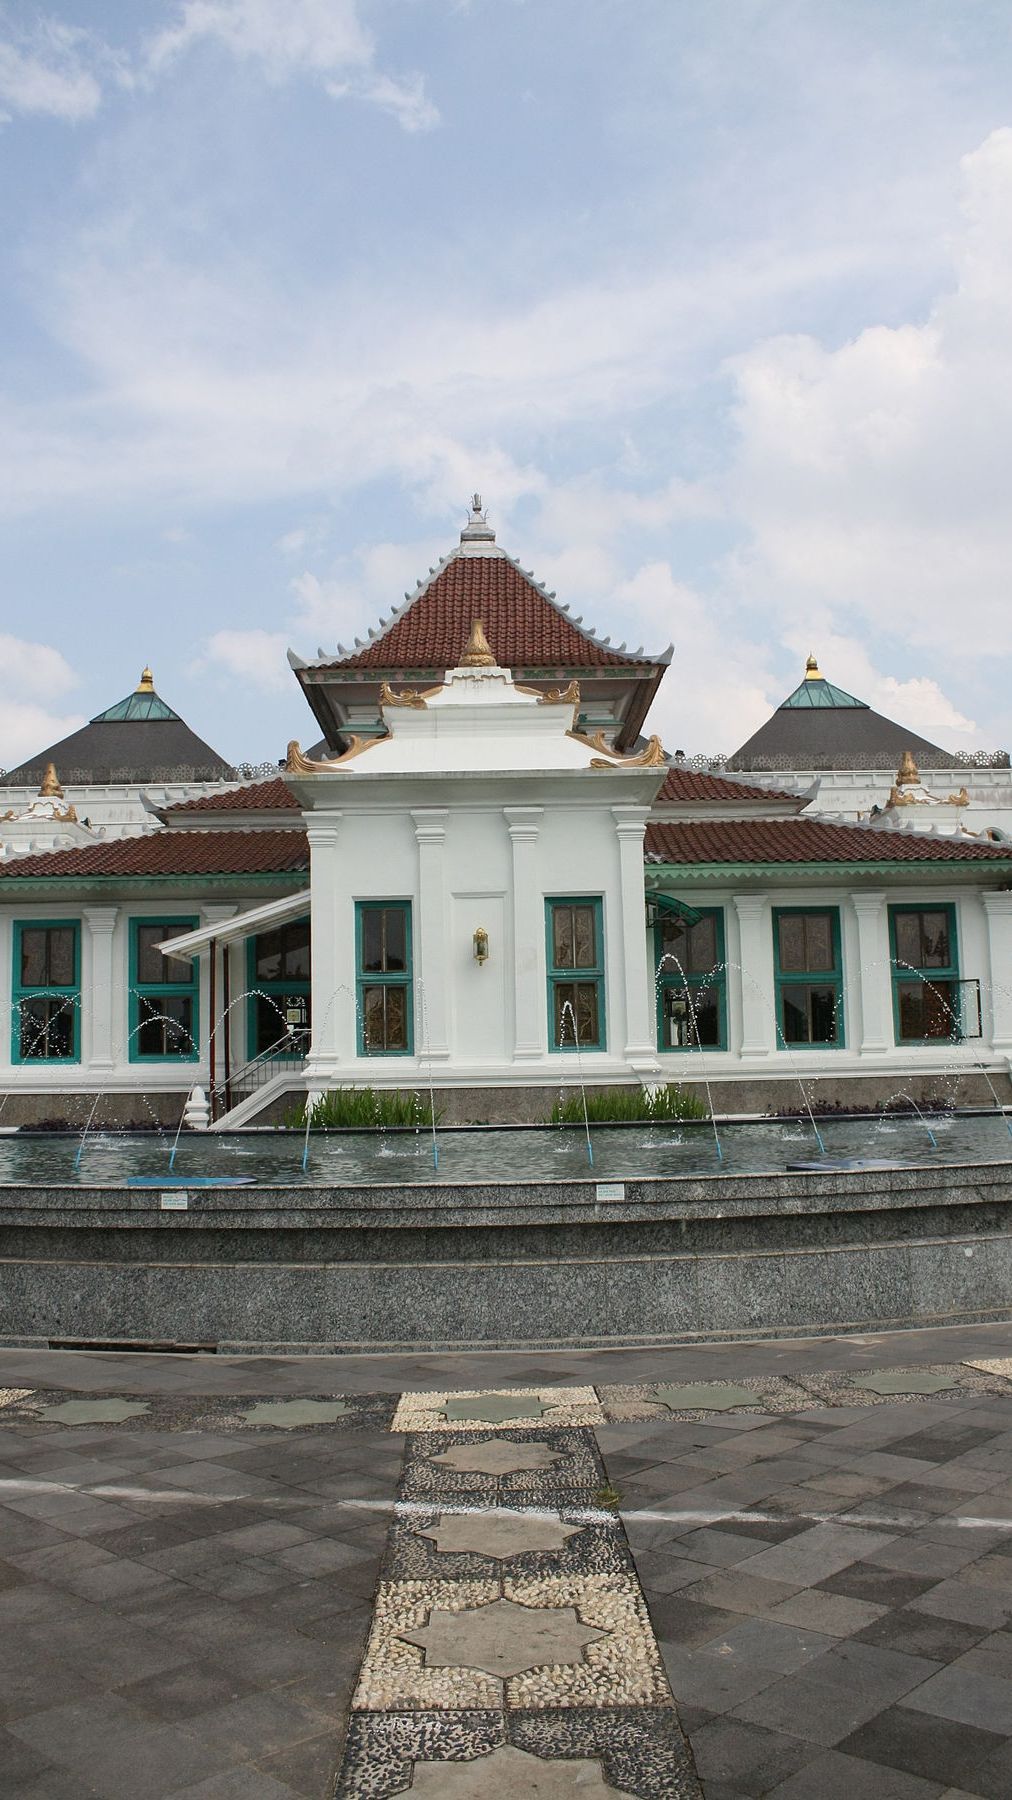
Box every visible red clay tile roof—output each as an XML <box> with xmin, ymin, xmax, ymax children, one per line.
<box><xmin>0</xmin><ymin>829</ymin><xmax>309</xmax><ymax>880</ymax></box>
<box><xmin>656</xmin><ymin>768</ymin><xmax>800</xmax><ymax>805</ymax></box>
<box><xmin>312</xmin><ymin>555</ymin><xmax>661</xmax><ymax>672</ymax></box>
<box><xmin>645</xmin><ymin>818</ymin><xmax>1012</xmax><ymax>864</ymax></box>
<box><xmin>164</xmin><ymin>778</ymin><xmax>299</xmax><ymax>814</ymax></box>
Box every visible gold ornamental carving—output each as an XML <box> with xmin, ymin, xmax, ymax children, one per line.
<box><xmin>459</xmin><ymin>619</ymin><xmax>496</xmax><ymax>667</ymax></box>
<box><xmin>568</xmin><ymin>730</ymin><xmax>667</xmax><ymax>769</ymax></box>
<box><xmin>538</xmin><ymin>680</ymin><xmax>581</xmax><ymax>707</ymax></box>
<box><xmin>285</xmin><ymin>736</ymin><xmax>379</xmax><ymax>773</ymax></box>
<box><xmin>379</xmin><ymin>681</ymin><xmax>429</xmax><ymax>709</ymax></box>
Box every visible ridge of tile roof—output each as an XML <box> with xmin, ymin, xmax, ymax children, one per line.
<box><xmin>655</xmin><ymin>768</ymin><xmax>802</xmax><ymax>805</ymax></box>
<box><xmin>290</xmin><ymin>542</ymin><xmax>672</xmax><ymax>674</ymax></box>
<box><xmin>644</xmin><ymin>817</ymin><xmax>1012</xmax><ymax>864</ymax></box>
<box><xmin>0</xmin><ymin>829</ymin><xmax>309</xmax><ymax>880</ymax></box>
<box><xmin>163</xmin><ymin>777</ymin><xmax>299</xmax><ymax>815</ymax></box>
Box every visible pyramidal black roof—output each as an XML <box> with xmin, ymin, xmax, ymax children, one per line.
<box><xmin>728</xmin><ymin>655</ymin><xmax>957</xmax><ymax>771</ymax></box>
<box><xmin>4</xmin><ymin>669</ymin><xmax>232</xmax><ymax>786</ymax></box>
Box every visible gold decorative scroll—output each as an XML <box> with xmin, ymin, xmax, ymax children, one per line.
<box><xmin>379</xmin><ymin>681</ymin><xmax>428</xmax><ymax>709</ymax></box>
<box><xmin>568</xmin><ymin>730</ymin><xmax>668</xmax><ymax>769</ymax></box>
<box><xmin>537</xmin><ymin>680</ymin><xmax>581</xmax><ymax>706</ymax></box>
<box><xmin>946</xmin><ymin>787</ymin><xmax>970</xmax><ymax>806</ymax></box>
<box><xmin>285</xmin><ymin>737</ymin><xmax>379</xmax><ymax>773</ymax></box>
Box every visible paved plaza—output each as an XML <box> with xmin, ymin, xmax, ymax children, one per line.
<box><xmin>0</xmin><ymin>1324</ymin><xmax>1011</xmax><ymax>1797</ymax></box>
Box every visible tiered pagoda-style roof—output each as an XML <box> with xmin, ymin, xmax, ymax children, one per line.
<box><xmin>4</xmin><ymin>668</ymin><xmax>232</xmax><ymax>787</ymax></box>
<box><xmin>290</xmin><ymin>497</ymin><xmax>672</xmax><ymax>753</ymax></box>
<box><xmin>728</xmin><ymin>654</ymin><xmax>960</xmax><ymax>772</ymax></box>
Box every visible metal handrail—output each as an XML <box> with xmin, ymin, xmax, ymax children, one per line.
<box><xmin>213</xmin><ymin>1029</ymin><xmax>309</xmax><ymax>1113</ymax></box>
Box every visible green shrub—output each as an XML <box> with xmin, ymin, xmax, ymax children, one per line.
<box><xmin>549</xmin><ymin>1083</ymin><xmax>708</xmax><ymax>1125</ymax></box>
<box><xmin>285</xmin><ymin>1087</ymin><xmax>439</xmax><ymax>1129</ymax></box>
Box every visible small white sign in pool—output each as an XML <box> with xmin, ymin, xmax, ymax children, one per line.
<box><xmin>596</xmin><ymin>1181</ymin><xmax>625</xmax><ymax>1202</ymax></box>
<box><xmin>160</xmin><ymin>1191</ymin><xmax>189</xmax><ymax>1211</ymax></box>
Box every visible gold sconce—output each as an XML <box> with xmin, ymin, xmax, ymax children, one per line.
<box><xmin>473</xmin><ymin>926</ymin><xmax>489</xmax><ymax>967</ymax></box>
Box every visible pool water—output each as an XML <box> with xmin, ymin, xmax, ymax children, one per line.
<box><xmin>2</xmin><ymin>1113</ymin><xmax>1010</xmax><ymax>1186</ymax></box>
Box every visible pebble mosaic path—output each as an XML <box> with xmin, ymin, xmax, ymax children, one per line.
<box><xmin>1</xmin><ymin>1336</ymin><xmax>1012</xmax><ymax>1796</ymax></box>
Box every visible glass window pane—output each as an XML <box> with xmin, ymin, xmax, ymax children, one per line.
<box><xmin>361</xmin><ymin>911</ymin><xmax>383</xmax><ymax>973</ymax></box>
<box><xmin>385</xmin><ymin>984</ymin><xmax>408</xmax><ymax>1049</ymax></box>
<box><xmin>383</xmin><ymin>909</ymin><xmax>406</xmax><ymax>974</ymax></box>
<box><xmin>804</xmin><ymin>914</ymin><xmax>833</xmax><ymax>972</ymax></box>
<box><xmin>778</xmin><ymin>916</ymin><xmax>806</xmax><ymax>973</ymax></box>
<box><xmin>362</xmin><ymin>985</ymin><xmax>385</xmax><ymax>1050</ymax></box>
<box><xmin>920</xmin><ymin>912</ymin><xmax>950</xmax><ymax>968</ymax></box>
<box><xmin>281</xmin><ymin>921</ymin><xmax>310</xmax><ymax>980</ymax></box>
<box><xmin>554</xmin><ymin>982</ymin><xmax>578</xmax><ymax>1044</ymax></box>
<box><xmin>137</xmin><ymin>994</ymin><xmax>194</xmax><ymax>1057</ymax></box>
<box><xmin>46</xmin><ymin>927</ymin><xmax>76</xmax><ymax>987</ymax></box>
<box><xmin>894</xmin><ymin>912</ymin><xmax>922</xmax><ymax>970</ymax></box>
<box><xmin>19</xmin><ymin>928</ymin><xmax>47</xmax><ymax>988</ymax></box>
<box><xmin>136</xmin><ymin>923</ymin><xmax>191</xmax><ymax>985</ymax></box>
<box><xmin>687</xmin><ymin>916</ymin><xmax>717</xmax><ymax>974</ymax></box>
<box><xmin>808</xmin><ymin>986</ymin><xmax>838</xmax><ymax>1043</ymax></box>
<box><xmin>553</xmin><ymin>906</ymin><xmax>574</xmax><ymax>969</ymax></box>
<box><xmin>573</xmin><ymin>906</ymin><xmax>596</xmax><ymax>969</ymax></box>
<box><xmin>898</xmin><ymin>977</ymin><xmax>955</xmax><ymax>1040</ymax></box>
<box><xmin>19</xmin><ymin>996</ymin><xmax>75</xmax><ymax>1059</ymax></box>
<box><xmin>575</xmin><ymin>980</ymin><xmax>599</xmax><ymax>1042</ymax></box>
<box><xmin>659</xmin><ymin>917</ymin><xmax>687</xmax><ymax>969</ymax></box>
<box><xmin>781</xmin><ymin>989</ymin><xmax>809</xmax><ymax>1044</ymax></box>
<box><xmin>255</xmin><ymin>929</ymin><xmax>283</xmax><ymax>982</ymax></box>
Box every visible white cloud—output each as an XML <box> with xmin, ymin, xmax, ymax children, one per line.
<box><xmin>723</xmin><ymin>127</ymin><xmax>1012</xmax><ymax>737</ymax></box>
<box><xmin>146</xmin><ymin>0</ymin><xmax>438</xmax><ymax>131</ymax></box>
<box><xmin>0</xmin><ymin>632</ymin><xmax>78</xmax><ymax>699</ymax></box>
<box><xmin>0</xmin><ymin>703</ymin><xmax>87</xmax><ymax>770</ymax></box>
<box><xmin>0</xmin><ymin>16</ymin><xmax>109</xmax><ymax>122</ymax></box>
<box><xmin>0</xmin><ymin>632</ymin><xmax>82</xmax><ymax>768</ymax></box>
<box><xmin>199</xmin><ymin>627</ymin><xmax>290</xmax><ymax>692</ymax></box>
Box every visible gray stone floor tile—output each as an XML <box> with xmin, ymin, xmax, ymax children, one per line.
<box><xmin>661</xmin><ymin>1641</ymin><xmax>784</xmax><ymax>1712</ymax></box>
<box><xmin>730</xmin><ymin>1641</ymin><xmax>943</xmax><ymax>1746</ymax></box>
<box><xmin>853</xmin><ymin>1609</ymin><xmax>989</xmax><ymax>1661</ymax></box>
<box><xmin>701</xmin><ymin>1616</ymin><xmax>835</xmax><ymax>1676</ymax></box>
<box><xmin>950</xmin><ymin>1630</ymin><xmax>1012</xmax><ymax>1680</ymax></box>
<box><xmin>902</xmin><ymin>1663</ymin><xmax>1012</xmax><ymax>1733</ymax></box>
<box><xmin>644</xmin><ymin>1591</ymin><xmax>743</xmax><ymax>1647</ymax></box>
<box><xmin>689</xmin><ymin>1717</ymin><xmax>817</xmax><ymax>1793</ymax></box>
<box><xmin>180</xmin><ymin>1690</ymin><xmax>337</xmax><ymax>1762</ymax></box>
<box><xmin>908</xmin><ymin>1578</ymin><xmax>1012</xmax><ymax>1630</ymax></box>
<box><xmin>677</xmin><ymin>1568</ymin><xmax>802</xmax><ymax>1617</ymax></box>
<box><xmin>167</xmin><ymin>1771</ymin><xmax>301</xmax><ymax>1799</ymax></box>
<box><xmin>764</xmin><ymin>1747</ymin><xmax>947</xmax><ymax>1797</ymax></box>
<box><xmin>764</xmin><ymin>1587</ymin><xmax>887</xmax><ymax>1637</ymax></box>
<box><xmin>837</xmin><ymin>1703</ymin><xmax>1004</xmax><ymax>1788</ymax></box>
<box><xmin>735</xmin><ymin>1523</ymin><xmax>896</xmax><ymax>1586</ymax></box>
<box><xmin>255</xmin><ymin>1729</ymin><xmax>341</xmax><ymax>1798</ymax></box>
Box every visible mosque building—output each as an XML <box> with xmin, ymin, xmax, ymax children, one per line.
<box><xmin>0</xmin><ymin>498</ymin><xmax>1009</xmax><ymax>1124</ymax></box>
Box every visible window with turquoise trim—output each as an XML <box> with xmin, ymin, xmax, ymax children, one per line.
<box><xmin>248</xmin><ymin>918</ymin><xmax>311</xmax><ymax>1056</ymax></box>
<box><xmin>356</xmin><ymin>902</ymin><xmax>412</xmax><ymax>1054</ymax></box>
<box><xmin>773</xmin><ymin>908</ymin><xmax>844</xmax><ymax>1047</ymax></box>
<box><xmin>130</xmin><ymin>919</ymin><xmax>199</xmax><ymax>1060</ymax></box>
<box><xmin>655</xmin><ymin>908</ymin><xmax>726</xmax><ymax>1049</ymax></box>
<box><xmin>546</xmin><ymin>898</ymin><xmax>605</xmax><ymax>1050</ymax></box>
<box><xmin>890</xmin><ymin>903</ymin><xmax>960</xmax><ymax>1042</ymax></box>
<box><xmin>13</xmin><ymin>921</ymin><xmax>80</xmax><ymax>1062</ymax></box>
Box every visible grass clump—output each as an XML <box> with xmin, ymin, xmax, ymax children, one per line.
<box><xmin>550</xmin><ymin>1083</ymin><xmax>708</xmax><ymax>1125</ymax></box>
<box><xmin>286</xmin><ymin>1087</ymin><xmax>438</xmax><ymax>1129</ymax></box>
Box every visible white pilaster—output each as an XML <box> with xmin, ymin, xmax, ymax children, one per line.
<box><xmin>850</xmin><ymin>891</ymin><xmax>891</xmax><ymax>1054</ymax></box>
<box><xmin>200</xmin><ymin>903</ymin><xmax>239</xmax><ymax>1080</ymax></box>
<box><xmin>304</xmin><ymin>820</ymin><xmax>342</xmax><ymax>1079</ymax></box>
<box><xmin>981</xmin><ymin>891</ymin><xmax>1012</xmax><ymax>1054</ymax></box>
<box><xmin>612</xmin><ymin>805</ymin><xmax>658</xmax><ymax>1070</ymax></box>
<box><xmin>82</xmin><ymin>905</ymin><xmax>119</xmax><ymax>1070</ymax></box>
<box><xmin>504</xmin><ymin>806</ymin><xmax>544</xmax><ymax>1059</ymax></box>
<box><xmin>732</xmin><ymin>893</ymin><xmax>774</xmax><ymax>1056</ymax></box>
<box><xmin>412</xmin><ymin>809</ymin><xmax>450</xmax><ymax>1060</ymax></box>
<box><xmin>0</xmin><ymin>913</ymin><xmax>10</xmax><ymax>1067</ymax></box>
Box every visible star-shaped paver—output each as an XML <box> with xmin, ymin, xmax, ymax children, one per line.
<box><xmin>400</xmin><ymin>1597</ymin><xmax>605</xmax><ymax>1678</ymax></box>
<box><xmin>418</xmin><ymin>1509</ymin><xmax>581</xmax><ymax>1559</ymax></box>
<box><xmin>241</xmin><ymin>1398</ymin><xmax>351</xmax><ymax>1427</ymax></box>
<box><xmin>429</xmin><ymin>1440</ymin><xmax>563</xmax><ymax>1477</ymax></box>
<box><xmin>853</xmin><ymin>1369</ymin><xmax>958</xmax><ymax>1396</ymax></box>
<box><xmin>442</xmin><ymin>1393</ymin><xmax>550</xmax><ymax>1424</ymax></box>
<box><xmin>409</xmin><ymin>1743</ymin><xmax>639</xmax><ymax>1797</ymax></box>
<box><xmin>653</xmin><ymin>1382</ymin><xmax>754</xmax><ymax>1413</ymax></box>
<box><xmin>38</xmin><ymin>1397</ymin><xmax>150</xmax><ymax>1424</ymax></box>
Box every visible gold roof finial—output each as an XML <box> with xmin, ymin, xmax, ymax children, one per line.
<box><xmin>460</xmin><ymin>619</ymin><xmax>496</xmax><ymax>668</ymax></box>
<box><xmin>805</xmin><ymin>652</ymin><xmax>821</xmax><ymax>679</ymax></box>
<box><xmin>137</xmin><ymin>666</ymin><xmax>155</xmax><ymax>693</ymax></box>
<box><xmin>39</xmin><ymin>762</ymin><xmax>64</xmax><ymax>799</ymax></box>
<box><xmin>896</xmin><ymin>749</ymin><xmax>920</xmax><ymax>787</ymax></box>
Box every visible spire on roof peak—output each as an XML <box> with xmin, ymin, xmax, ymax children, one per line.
<box><xmin>459</xmin><ymin>492</ymin><xmax>496</xmax><ymax>545</ymax></box>
<box><xmin>39</xmin><ymin>762</ymin><xmax>64</xmax><ymax>799</ymax></box>
<box><xmin>805</xmin><ymin>652</ymin><xmax>822</xmax><ymax>679</ymax></box>
<box><xmin>137</xmin><ymin>666</ymin><xmax>155</xmax><ymax>693</ymax></box>
<box><xmin>459</xmin><ymin>619</ymin><xmax>496</xmax><ymax>667</ymax></box>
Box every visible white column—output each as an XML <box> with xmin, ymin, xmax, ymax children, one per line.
<box><xmin>305</xmin><ymin>820</ymin><xmax>342</xmax><ymax>1080</ymax></box>
<box><xmin>850</xmin><ymin>891</ymin><xmax>891</xmax><ymax>1054</ymax></box>
<box><xmin>200</xmin><ymin>903</ymin><xmax>239</xmax><ymax>1083</ymax></box>
<box><xmin>732</xmin><ymin>893</ymin><xmax>774</xmax><ymax>1056</ymax></box>
<box><xmin>0</xmin><ymin>913</ymin><xmax>11</xmax><ymax>1068</ymax></box>
<box><xmin>612</xmin><ymin>805</ymin><xmax>658</xmax><ymax>1070</ymax></box>
<box><xmin>982</xmin><ymin>892</ymin><xmax>1012</xmax><ymax>1054</ymax></box>
<box><xmin>412</xmin><ymin>809</ymin><xmax>450</xmax><ymax>1060</ymax></box>
<box><xmin>83</xmin><ymin>905</ymin><xmax>119</xmax><ymax>1071</ymax></box>
<box><xmin>504</xmin><ymin>806</ymin><xmax>544</xmax><ymax>1059</ymax></box>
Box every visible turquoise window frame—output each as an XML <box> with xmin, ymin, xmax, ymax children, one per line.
<box><xmin>12</xmin><ymin>918</ymin><xmax>81</xmax><ymax>1064</ymax></box>
<box><xmin>129</xmin><ymin>917</ymin><xmax>200</xmax><ymax>1063</ymax></box>
<box><xmin>654</xmin><ymin>906</ymin><xmax>727</xmax><ymax>1052</ymax></box>
<box><xmin>245</xmin><ymin>916</ymin><xmax>311</xmax><ymax>1058</ymax></box>
<box><xmin>773</xmin><ymin>906</ymin><xmax>845</xmax><ymax>1049</ymax></box>
<box><xmin>545</xmin><ymin>896</ymin><xmax>606</xmax><ymax>1051</ymax></box>
<box><xmin>889</xmin><ymin>902</ymin><xmax>961</xmax><ymax>1045</ymax></box>
<box><xmin>355</xmin><ymin>901</ymin><xmax>413</xmax><ymax>1057</ymax></box>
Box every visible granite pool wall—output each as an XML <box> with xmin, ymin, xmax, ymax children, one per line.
<box><xmin>0</xmin><ymin>1161</ymin><xmax>1010</xmax><ymax>1351</ymax></box>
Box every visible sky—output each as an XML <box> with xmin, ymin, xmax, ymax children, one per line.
<box><xmin>1</xmin><ymin>0</ymin><xmax>1011</xmax><ymax>771</ymax></box>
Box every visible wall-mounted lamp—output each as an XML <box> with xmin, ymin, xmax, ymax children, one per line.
<box><xmin>472</xmin><ymin>926</ymin><xmax>489</xmax><ymax>966</ymax></box>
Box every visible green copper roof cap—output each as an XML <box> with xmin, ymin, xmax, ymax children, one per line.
<box><xmin>91</xmin><ymin>667</ymin><xmax>182</xmax><ymax>724</ymax></box>
<box><xmin>779</xmin><ymin>653</ymin><xmax>868</xmax><ymax>711</ymax></box>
